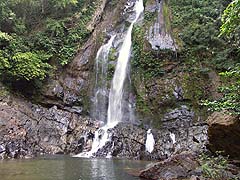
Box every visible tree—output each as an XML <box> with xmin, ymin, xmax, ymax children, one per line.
<box><xmin>10</xmin><ymin>52</ymin><xmax>52</xmax><ymax>81</ymax></box>
<box><xmin>50</xmin><ymin>0</ymin><xmax>78</xmax><ymax>9</ymax></box>
<box><xmin>220</xmin><ymin>0</ymin><xmax>240</xmax><ymax>36</ymax></box>
<box><xmin>204</xmin><ymin>0</ymin><xmax>240</xmax><ymax>115</ymax></box>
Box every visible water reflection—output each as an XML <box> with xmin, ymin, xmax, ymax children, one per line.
<box><xmin>90</xmin><ymin>159</ymin><xmax>116</xmax><ymax>180</ymax></box>
<box><xmin>0</xmin><ymin>156</ymin><xmax>150</xmax><ymax>180</ymax></box>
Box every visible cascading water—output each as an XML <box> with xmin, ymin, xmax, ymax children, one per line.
<box><xmin>107</xmin><ymin>0</ymin><xmax>144</xmax><ymax>125</ymax></box>
<box><xmin>92</xmin><ymin>35</ymin><xmax>116</xmax><ymax>123</ymax></box>
<box><xmin>145</xmin><ymin>129</ymin><xmax>155</xmax><ymax>153</ymax></box>
<box><xmin>74</xmin><ymin>36</ymin><xmax>115</xmax><ymax>158</ymax></box>
<box><xmin>74</xmin><ymin>0</ymin><xmax>144</xmax><ymax>158</ymax></box>
<box><xmin>170</xmin><ymin>132</ymin><xmax>176</xmax><ymax>144</ymax></box>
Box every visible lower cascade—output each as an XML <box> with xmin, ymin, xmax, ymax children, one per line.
<box><xmin>170</xmin><ymin>132</ymin><xmax>176</xmax><ymax>144</ymax></box>
<box><xmin>145</xmin><ymin>129</ymin><xmax>155</xmax><ymax>153</ymax></box>
<box><xmin>74</xmin><ymin>0</ymin><xmax>144</xmax><ymax>158</ymax></box>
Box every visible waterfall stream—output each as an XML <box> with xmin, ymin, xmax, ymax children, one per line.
<box><xmin>92</xmin><ymin>35</ymin><xmax>116</xmax><ymax>123</ymax></box>
<box><xmin>74</xmin><ymin>0</ymin><xmax>144</xmax><ymax>158</ymax></box>
<box><xmin>74</xmin><ymin>35</ymin><xmax>115</xmax><ymax>158</ymax></box>
<box><xmin>145</xmin><ymin>129</ymin><xmax>155</xmax><ymax>153</ymax></box>
<box><xmin>170</xmin><ymin>132</ymin><xmax>176</xmax><ymax>144</ymax></box>
<box><xmin>107</xmin><ymin>0</ymin><xmax>144</xmax><ymax>125</ymax></box>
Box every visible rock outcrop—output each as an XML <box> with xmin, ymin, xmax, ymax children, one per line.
<box><xmin>207</xmin><ymin>111</ymin><xmax>240</xmax><ymax>159</ymax></box>
<box><xmin>139</xmin><ymin>153</ymin><xmax>200</xmax><ymax>180</ymax></box>
<box><xmin>0</xmin><ymin>92</ymin><xmax>208</xmax><ymax>160</ymax></box>
<box><xmin>139</xmin><ymin>152</ymin><xmax>240</xmax><ymax>180</ymax></box>
<box><xmin>0</xmin><ymin>93</ymin><xmax>98</xmax><ymax>159</ymax></box>
<box><xmin>84</xmin><ymin>106</ymin><xmax>208</xmax><ymax>160</ymax></box>
<box><xmin>146</xmin><ymin>0</ymin><xmax>177</xmax><ymax>50</ymax></box>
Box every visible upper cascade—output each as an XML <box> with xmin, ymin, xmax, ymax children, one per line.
<box><xmin>92</xmin><ymin>35</ymin><xmax>116</xmax><ymax>123</ymax></box>
<box><xmin>107</xmin><ymin>0</ymin><xmax>144</xmax><ymax>125</ymax></box>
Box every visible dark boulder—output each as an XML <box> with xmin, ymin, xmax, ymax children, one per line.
<box><xmin>207</xmin><ymin>112</ymin><xmax>240</xmax><ymax>159</ymax></box>
<box><xmin>139</xmin><ymin>152</ymin><xmax>240</xmax><ymax>180</ymax></box>
<box><xmin>139</xmin><ymin>153</ymin><xmax>200</xmax><ymax>180</ymax></box>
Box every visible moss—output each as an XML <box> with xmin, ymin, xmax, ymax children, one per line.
<box><xmin>107</xmin><ymin>63</ymin><xmax>115</xmax><ymax>81</ymax></box>
<box><xmin>132</xmin><ymin>25</ymin><xmax>169</xmax><ymax>79</ymax></box>
<box><xmin>108</xmin><ymin>48</ymin><xmax>117</xmax><ymax>62</ymax></box>
<box><xmin>131</xmin><ymin>1</ymin><xmax>179</xmax><ymax>122</ymax></box>
<box><xmin>0</xmin><ymin>88</ymin><xmax>9</xmax><ymax>99</ymax></box>
<box><xmin>144</xmin><ymin>11</ymin><xmax>156</xmax><ymax>22</ymax></box>
<box><xmin>136</xmin><ymin>91</ymin><xmax>151</xmax><ymax>114</ymax></box>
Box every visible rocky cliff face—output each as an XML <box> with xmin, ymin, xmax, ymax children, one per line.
<box><xmin>0</xmin><ymin>86</ymin><xmax>99</xmax><ymax>159</ymax></box>
<box><xmin>37</xmin><ymin>0</ymin><xmax>127</xmax><ymax>114</ymax></box>
<box><xmin>0</xmin><ymin>86</ymin><xmax>208</xmax><ymax>160</ymax></box>
<box><xmin>92</xmin><ymin>106</ymin><xmax>208</xmax><ymax>160</ymax></box>
<box><xmin>0</xmin><ymin>0</ymin><xmax>238</xmax><ymax>163</ymax></box>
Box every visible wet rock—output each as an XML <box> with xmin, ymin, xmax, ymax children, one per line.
<box><xmin>0</xmin><ymin>144</ymin><xmax>5</xmax><ymax>154</ymax></box>
<box><xmin>173</xmin><ymin>86</ymin><xmax>183</xmax><ymax>100</ymax></box>
<box><xmin>162</xmin><ymin>106</ymin><xmax>195</xmax><ymax>129</ymax></box>
<box><xmin>139</xmin><ymin>152</ymin><xmax>240</xmax><ymax>180</ymax></box>
<box><xmin>91</xmin><ymin>118</ymin><xmax>208</xmax><ymax>160</ymax></box>
<box><xmin>0</xmin><ymin>95</ymin><xmax>97</xmax><ymax>159</ymax></box>
<box><xmin>80</xmin><ymin>105</ymin><xmax>207</xmax><ymax>160</ymax></box>
<box><xmin>37</xmin><ymin>0</ymin><xmax>114</xmax><ymax>111</ymax></box>
<box><xmin>139</xmin><ymin>153</ymin><xmax>200</xmax><ymax>180</ymax></box>
<box><xmin>207</xmin><ymin>111</ymin><xmax>240</xmax><ymax>159</ymax></box>
<box><xmin>146</xmin><ymin>0</ymin><xmax>177</xmax><ymax>50</ymax></box>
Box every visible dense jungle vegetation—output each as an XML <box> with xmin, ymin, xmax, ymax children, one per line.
<box><xmin>171</xmin><ymin>0</ymin><xmax>239</xmax><ymax>115</ymax></box>
<box><xmin>132</xmin><ymin>0</ymin><xmax>239</xmax><ymax>115</ymax></box>
<box><xmin>0</xmin><ymin>0</ymin><xmax>239</xmax><ymax>114</ymax></box>
<box><xmin>0</xmin><ymin>0</ymin><xmax>97</xmax><ymax>81</ymax></box>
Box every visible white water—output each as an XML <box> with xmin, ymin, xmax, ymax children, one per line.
<box><xmin>92</xmin><ymin>35</ymin><xmax>116</xmax><ymax>122</ymax></box>
<box><xmin>170</xmin><ymin>132</ymin><xmax>176</xmax><ymax>144</ymax></box>
<box><xmin>107</xmin><ymin>0</ymin><xmax>144</xmax><ymax>125</ymax></box>
<box><xmin>75</xmin><ymin>0</ymin><xmax>144</xmax><ymax>158</ymax></box>
<box><xmin>74</xmin><ymin>124</ymin><xmax>114</xmax><ymax>158</ymax></box>
<box><xmin>145</xmin><ymin>129</ymin><xmax>155</xmax><ymax>153</ymax></box>
<box><xmin>74</xmin><ymin>36</ymin><xmax>115</xmax><ymax>158</ymax></box>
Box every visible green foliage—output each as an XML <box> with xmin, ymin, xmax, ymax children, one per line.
<box><xmin>170</xmin><ymin>0</ymin><xmax>239</xmax><ymax>69</ymax></box>
<box><xmin>107</xmin><ymin>63</ymin><xmax>115</xmax><ymax>80</ymax></box>
<box><xmin>132</xmin><ymin>26</ymin><xmax>165</xmax><ymax>79</ymax></box>
<box><xmin>203</xmin><ymin>66</ymin><xmax>240</xmax><ymax>115</ymax></box>
<box><xmin>220</xmin><ymin>0</ymin><xmax>240</xmax><ymax>36</ymax></box>
<box><xmin>10</xmin><ymin>52</ymin><xmax>52</xmax><ymax>81</ymax></box>
<box><xmin>51</xmin><ymin>0</ymin><xmax>78</xmax><ymax>9</ymax></box>
<box><xmin>144</xmin><ymin>11</ymin><xmax>157</xmax><ymax>22</ymax></box>
<box><xmin>202</xmin><ymin>1</ymin><xmax>240</xmax><ymax>115</ymax></box>
<box><xmin>0</xmin><ymin>50</ymin><xmax>10</xmax><ymax>70</ymax></box>
<box><xmin>0</xmin><ymin>32</ymin><xmax>12</xmax><ymax>42</ymax></box>
<box><xmin>0</xmin><ymin>0</ymin><xmax>97</xmax><ymax>83</ymax></box>
<box><xmin>136</xmin><ymin>91</ymin><xmax>151</xmax><ymax>114</ymax></box>
<box><xmin>220</xmin><ymin>0</ymin><xmax>240</xmax><ymax>50</ymax></box>
<box><xmin>200</xmin><ymin>152</ymin><xmax>228</xmax><ymax>179</ymax></box>
<box><xmin>46</xmin><ymin>19</ymin><xmax>66</xmax><ymax>37</ymax></box>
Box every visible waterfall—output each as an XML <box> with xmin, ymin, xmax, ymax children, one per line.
<box><xmin>107</xmin><ymin>0</ymin><xmax>144</xmax><ymax>125</ymax></box>
<box><xmin>74</xmin><ymin>0</ymin><xmax>144</xmax><ymax>158</ymax></box>
<box><xmin>170</xmin><ymin>132</ymin><xmax>176</xmax><ymax>144</ymax></box>
<box><xmin>92</xmin><ymin>35</ymin><xmax>116</xmax><ymax>123</ymax></box>
<box><xmin>145</xmin><ymin>129</ymin><xmax>155</xmax><ymax>153</ymax></box>
<box><xmin>73</xmin><ymin>36</ymin><xmax>115</xmax><ymax>158</ymax></box>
